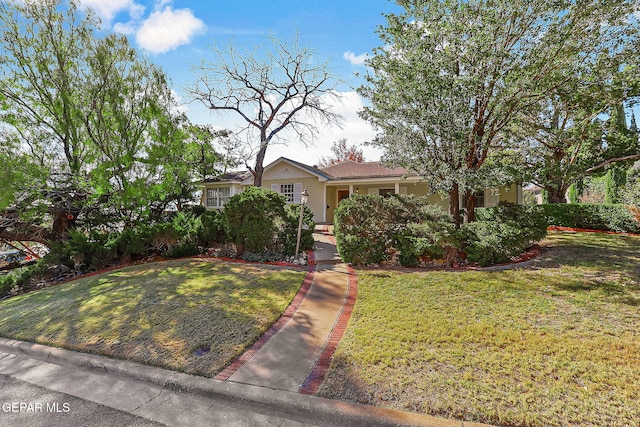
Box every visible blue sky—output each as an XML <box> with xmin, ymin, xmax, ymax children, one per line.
<box><xmin>79</xmin><ymin>0</ymin><xmax>404</xmax><ymax>165</ymax></box>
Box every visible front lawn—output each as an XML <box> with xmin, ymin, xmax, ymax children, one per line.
<box><xmin>0</xmin><ymin>259</ymin><xmax>305</xmax><ymax>377</ymax></box>
<box><xmin>318</xmin><ymin>232</ymin><xmax>640</xmax><ymax>427</ymax></box>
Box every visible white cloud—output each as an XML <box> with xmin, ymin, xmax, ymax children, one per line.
<box><xmin>113</xmin><ymin>21</ymin><xmax>136</xmax><ymax>35</ymax></box>
<box><xmin>135</xmin><ymin>6</ymin><xmax>206</xmax><ymax>54</ymax></box>
<box><xmin>343</xmin><ymin>51</ymin><xmax>369</xmax><ymax>66</ymax></box>
<box><xmin>80</xmin><ymin>0</ymin><xmax>144</xmax><ymax>22</ymax></box>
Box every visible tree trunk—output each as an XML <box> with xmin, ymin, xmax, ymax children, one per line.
<box><xmin>52</xmin><ymin>211</ymin><xmax>72</xmax><ymax>241</ymax></box>
<box><xmin>253</xmin><ymin>143</ymin><xmax>268</xmax><ymax>187</ymax></box>
<box><xmin>449</xmin><ymin>184</ymin><xmax>461</xmax><ymax>228</ymax></box>
<box><xmin>464</xmin><ymin>190</ymin><xmax>476</xmax><ymax>223</ymax></box>
<box><xmin>546</xmin><ymin>186</ymin><xmax>568</xmax><ymax>204</ymax></box>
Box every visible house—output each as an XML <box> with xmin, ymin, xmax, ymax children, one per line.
<box><xmin>201</xmin><ymin>157</ymin><xmax>523</xmax><ymax>223</ymax></box>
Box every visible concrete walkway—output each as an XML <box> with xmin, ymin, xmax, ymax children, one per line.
<box><xmin>221</xmin><ymin>229</ymin><xmax>352</xmax><ymax>393</ymax></box>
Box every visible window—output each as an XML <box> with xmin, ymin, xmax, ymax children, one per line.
<box><xmin>206</xmin><ymin>187</ymin><xmax>230</xmax><ymax>208</ymax></box>
<box><xmin>379</xmin><ymin>188</ymin><xmax>395</xmax><ymax>197</ymax></box>
<box><xmin>474</xmin><ymin>191</ymin><xmax>485</xmax><ymax>208</ymax></box>
<box><xmin>271</xmin><ymin>182</ymin><xmax>302</xmax><ymax>203</ymax></box>
<box><xmin>280</xmin><ymin>184</ymin><xmax>295</xmax><ymax>203</ymax></box>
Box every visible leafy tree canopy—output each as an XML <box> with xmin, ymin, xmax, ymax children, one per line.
<box><xmin>0</xmin><ymin>0</ymin><xmax>222</xmax><ymax>245</ymax></box>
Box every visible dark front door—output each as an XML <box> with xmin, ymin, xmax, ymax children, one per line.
<box><xmin>337</xmin><ymin>190</ymin><xmax>350</xmax><ymax>205</ymax></box>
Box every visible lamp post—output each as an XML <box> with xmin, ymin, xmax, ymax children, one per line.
<box><xmin>295</xmin><ymin>187</ymin><xmax>309</xmax><ymax>260</ymax></box>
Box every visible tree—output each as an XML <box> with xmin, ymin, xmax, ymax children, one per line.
<box><xmin>0</xmin><ymin>0</ymin><xmax>218</xmax><ymax>245</ymax></box>
<box><xmin>317</xmin><ymin>139</ymin><xmax>365</xmax><ymax>167</ymax></box>
<box><xmin>361</xmin><ymin>0</ymin><xmax>640</xmax><ymax>223</ymax></box>
<box><xmin>188</xmin><ymin>35</ymin><xmax>343</xmax><ymax>187</ymax></box>
<box><xmin>521</xmin><ymin>84</ymin><xmax>640</xmax><ymax>203</ymax></box>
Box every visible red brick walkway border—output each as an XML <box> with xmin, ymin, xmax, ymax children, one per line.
<box><xmin>215</xmin><ymin>251</ymin><xmax>317</xmax><ymax>381</ymax></box>
<box><xmin>299</xmin><ymin>264</ymin><xmax>358</xmax><ymax>395</ymax></box>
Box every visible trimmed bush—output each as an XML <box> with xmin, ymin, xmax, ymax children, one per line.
<box><xmin>396</xmin><ymin>221</ymin><xmax>458</xmax><ymax>267</ymax></box>
<box><xmin>476</xmin><ymin>203</ymin><xmax>548</xmax><ymax>243</ymax></box>
<box><xmin>333</xmin><ymin>195</ymin><xmax>391</xmax><ymax>265</ymax></box>
<box><xmin>540</xmin><ymin>203</ymin><xmax>640</xmax><ymax>233</ymax></box>
<box><xmin>463</xmin><ymin>203</ymin><xmax>548</xmax><ymax>266</ymax></box>
<box><xmin>223</xmin><ymin>187</ymin><xmax>286</xmax><ymax>254</ymax></box>
<box><xmin>334</xmin><ymin>194</ymin><xmax>453</xmax><ymax>265</ymax></box>
<box><xmin>460</xmin><ymin>221</ymin><xmax>528</xmax><ymax>266</ymax></box>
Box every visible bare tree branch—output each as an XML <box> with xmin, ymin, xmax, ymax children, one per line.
<box><xmin>188</xmin><ymin>34</ymin><xmax>344</xmax><ymax>186</ymax></box>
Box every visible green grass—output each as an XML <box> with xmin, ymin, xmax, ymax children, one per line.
<box><xmin>318</xmin><ymin>232</ymin><xmax>640</xmax><ymax>427</ymax></box>
<box><xmin>0</xmin><ymin>259</ymin><xmax>305</xmax><ymax>377</ymax></box>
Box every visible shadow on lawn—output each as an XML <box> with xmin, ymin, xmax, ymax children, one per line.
<box><xmin>525</xmin><ymin>232</ymin><xmax>640</xmax><ymax>306</ymax></box>
<box><xmin>0</xmin><ymin>259</ymin><xmax>303</xmax><ymax>378</ymax></box>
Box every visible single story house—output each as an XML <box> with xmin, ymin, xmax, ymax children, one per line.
<box><xmin>201</xmin><ymin>157</ymin><xmax>523</xmax><ymax>223</ymax></box>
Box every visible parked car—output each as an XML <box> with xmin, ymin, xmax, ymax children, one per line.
<box><xmin>0</xmin><ymin>250</ymin><xmax>31</xmax><ymax>268</ymax></box>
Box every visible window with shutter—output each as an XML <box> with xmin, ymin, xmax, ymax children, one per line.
<box><xmin>280</xmin><ymin>184</ymin><xmax>295</xmax><ymax>202</ymax></box>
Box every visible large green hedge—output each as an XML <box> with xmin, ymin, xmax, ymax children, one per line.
<box><xmin>335</xmin><ymin>197</ymin><xmax>549</xmax><ymax>267</ymax></box>
<box><xmin>539</xmin><ymin>203</ymin><xmax>640</xmax><ymax>233</ymax></box>
<box><xmin>333</xmin><ymin>194</ymin><xmax>453</xmax><ymax>265</ymax></box>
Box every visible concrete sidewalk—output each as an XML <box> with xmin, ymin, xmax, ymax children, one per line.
<box><xmin>221</xmin><ymin>229</ymin><xmax>351</xmax><ymax>392</ymax></box>
<box><xmin>0</xmin><ymin>338</ymin><xmax>490</xmax><ymax>426</ymax></box>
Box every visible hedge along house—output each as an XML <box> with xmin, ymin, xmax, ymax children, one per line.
<box><xmin>201</xmin><ymin>157</ymin><xmax>523</xmax><ymax>223</ymax></box>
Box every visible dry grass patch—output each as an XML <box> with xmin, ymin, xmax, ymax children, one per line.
<box><xmin>318</xmin><ymin>232</ymin><xmax>640</xmax><ymax>427</ymax></box>
<box><xmin>0</xmin><ymin>259</ymin><xmax>305</xmax><ymax>377</ymax></box>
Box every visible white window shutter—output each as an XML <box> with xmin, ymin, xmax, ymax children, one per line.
<box><xmin>399</xmin><ymin>186</ymin><xmax>407</xmax><ymax>195</ymax></box>
<box><xmin>293</xmin><ymin>183</ymin><xmax>302</xmax><ymax>203</ymax></box>
<box><xmin>368</xmin><ymin>187</ymin><xmax>377</xmax><ymax>195</ymax></box>
<box><xmin>487</xmin><ymin>189</ymin><xmax>499</xmax><ymax>207</ymax></box>
<box><xmin>271</xmin><ymin>184</ymin><xmax>279</xmax><ymax>193</ymax></box>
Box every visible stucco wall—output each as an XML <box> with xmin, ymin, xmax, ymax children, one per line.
<box><xmin>263</xmin><ymin>177</ymin><xmax>326</xmax><ymax>223</ymax></box>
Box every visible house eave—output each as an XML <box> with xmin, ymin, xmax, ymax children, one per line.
<box><xmin>325</xmin><ymin>175</ymin><xmax>423</xmax><ymax>185</ymax></box>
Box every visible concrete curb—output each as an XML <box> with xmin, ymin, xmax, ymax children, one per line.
<box><xmin>0</xmin><ymin>337</ymin><xmax>490</xmax><ymax>426</ymax></box>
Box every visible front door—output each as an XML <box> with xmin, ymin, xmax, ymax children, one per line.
<box><xmin>337</xmin><ymin>190</ymin><xmax>350</xmax><ymax>205</ymax></box>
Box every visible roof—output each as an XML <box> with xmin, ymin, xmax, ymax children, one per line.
<box><xmin>202</xmin><ymin>159</ymin><xmax>418</xmax><ymax>185</ymax></box>
<box><xmin>203</xmin><ymin>170</ymin><xmax>252</xmax><ymax>183</ymax></box>
<box><xmin>319</xmin><ymin>161</ymin><xmax>415</xmax><ymax>180</ymax></box>
<box><xmin>264</xmin><ymin>157</ymin><xmax>333</xmax><ymax>181</ymax></box>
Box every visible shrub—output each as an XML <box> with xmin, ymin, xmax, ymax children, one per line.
<box><xmin>280</xmin><ymin>204</ymin><xmax>315</xmax><ymax>256</ymax></box>
<box><xmin>461</xmin><ymin>221</ymin><xmax>528</xmax><ymax>266</ymax></box>
<box><xmin>463</xmin><ymin>203</ymin><xmax>548</xmax><ymax>266</ymax></box>
<box><xmin>0</xmin><ymin>258</ymin><xmax>51</xmax><ymax>298</ymax></box>
<box><xmin>540</xmin><ymin>203</ymin><xmax>640</xmax><ymax>233</ymax></box>
<box><xmin>163</xmin><ymin>243</ymin><xmax>200</xmax><ymax>258</ymax></box>
<box><xmin>396</xmin><ymin>221</ymin><xmax>458</xmax><ymax>267</ymax></box>
<box><xmin>476</xmin><ymin>202</ymin><xmax>548</xmax><ymax>243</ymax></box>
<box><xmin>334</xmin><ymin>194</ymin><xmax>453</xmax><ymax>265</ymax></box>
<box><xmin>333</xmin><ymin>195</ymin><xmax>390</xmax><ymax>265</ymax></box>
<box><xmin>198</xmin><ymin>209</ymin><xmax>226</xmax><ymax>246</ymax></box>
<box><xmin>223</xmin><ymin>187</ymin><xmax>286</xmax><ymax>254</ymax></box>
<box><xmin>61</xmin><ymin>229</ymin><xmax>117</xmax><ymax>270</ymax></box>
<box><xmin>241</xmin><ymin>250</ymin><xmax>285</xmax><ymax>263</ymax></box>
<box><xmin>108</xmin><ymin>212</ymin><xmax>204</xmax><ymax>260</ymax></box>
